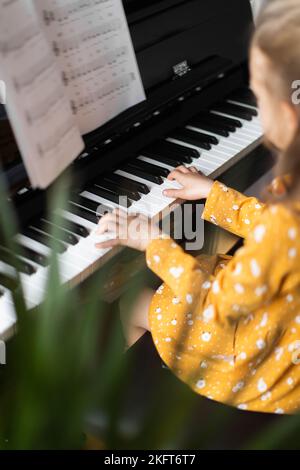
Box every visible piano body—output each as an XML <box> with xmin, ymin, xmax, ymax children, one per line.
<box><xmin>0</xmin><ymin>0</ymin><xmax>275</xmax><ymax>340</ymax></box>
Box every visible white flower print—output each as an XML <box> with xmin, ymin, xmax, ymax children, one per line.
<box><xmin>253</xmin><ymin>224</ymin><xmax>266</xmax><ymax>243</ymax></box>
<box><xmin>187</xmin><ymin>320</ymin><xmax>194</xmax><ymax>326</ymax></box>
<box><xmin>237</xmin><ymin>404</ymin><xmax>248</xmax><ymax>410</ymax></box>
<box><xmin>157</xmin><ymin>314</ymin><xmax>162</xmax><ymax>321</ymax></box>
<box><xmin>165</xmin><ymin>337</ymin><xmax>172</xmax><ymax>342</ymax></box>
<box><xmin>169</xmin><ymin>266</ymin><xmax>184</xmax><ymax>278</ymax></box>
<box><xmin>286</xmin><ymin>294</ymin><xmax>294</xmax><ymax>303</ymax></box>
<box><xmin>186</xmin><ymin>294</ymin><xmax>193</xmax><ymax>304</ymax></box>
<box><xmin>202</xmin><ymin>281</ymin><xmax>211</xmax><ymax>289</ymax></box>
<box><xmin>233</xmin><ymin>263</ymin><xmax>242</xmax><ymax>276</ymax></box>
<box><xmin>212</xmin><ymin>280</ymin><xmax>220</xmax><ymax>294</ymax></box>
<box><xmin>153</xmin><ymin>255</ymin><xmax>161</xmax><ymax>263</ymax></box>
<box><xmin>250</xmin><ymin>259</ymin><xmax>261</xmax><ymax>278</ymax></box>
<box><xmin>295</xmin><ymin>316</ymin><xmax>300</xmax><ymax>324</ymax></box>
<box><xmin>226</xmin><ymin>218</ymin><xmax>232</xmax><ymax>224</ymax></box>
<box><xmin>203</xmin><ymin>305</ymin><xmax>215</xmax><ymax>322</ymax></box>
<box><xmin>155</xmin><ymin>308</ymin><xmax>161</xmax><ymax>313</ymax></box>
<box><xmin>255</xmin><ymin>285</ymin><xmax>267</xmax><ymax>297</ymax></box>
<box><xmin>288</xmin><ymin>248</ymin><xmax>297</xmax><ymax>259</ymax></box>
<box><xmin>196</xmin><ymin>379</ymin><xmax>206</xmax><ymax>389</ymax></box>
<box><xmin>275</xmin><ymin>408</ymin><xmax>284</xmax><ymax>414</ymax></box>
<box><xmin>237</xmin><ymin>352</ymin><xmax>247</xmax><ymax>361</ymax></box>
<box><xmin>232</xmin><ymin>204</ymin><xmax>239</xmax><ymax>211</ymax></box>
<box><xmin>287</xmin><ymin>377</ymin><xmax>294</xmax><ymax>386</ymax></box>
<box><xmin>200</xmin><ymin>361</ymin><xmax>208</xmax><ymax>369</ymax></box>
<box><xmin>234</xmin><ymin>283</ymin><xmax>245</xmax><ymax>294</ymax></box>
<box><xmin>288</xmin><ymin>227</ymin><xmax>297</xmax><ymax>240</ymax></box>
<box><xmin>255</xmin><ymin>203</ymin><xmax>262</xmax><ymax>209</ymax></box>
<box><xmin>257</xmin><ymin>378</ymin><xmax>268</xmax><ymax>393</ymax></box>
<box><xmin>201</xmin><ymin>332</ymin><xmax>212</xmax><ymax>342</ymax></box>
<box><xmin>172</xmin><ymin>297</ymin><xmax>180</xmax><ymax>305</ymax></box>
<box><xmin>244</xmin><ymin>219</ymin><xmax>250</xmax><ymax>225</ymax></box>
<box><xmin>261</xmin><ymin>391</ymin><xmax>272</xmax><ymax>401</ymax></box>
<box><xmin>256</xmin><ymin>339</ymin><xmax>266</xmax><ymax>350</ymax></box>
<box><xmin>171</xmin><ymin>319</ymin><xmax>177</xmax><ymax>326</ymax></box>
<box><xmin>260</xmin><ymin>313</ymin><xmax>268</xmax><ymax>328</ymax></box>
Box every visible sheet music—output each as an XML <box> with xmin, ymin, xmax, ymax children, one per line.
<box><xmin>0</xmin><ymin>0</ymin><xmax>84</xmax><ymax>189</ymax></box>
<box><xmin>34</xmin><ymin>0</ymin><xmax>146</xmax><ymax>134</ymax></box>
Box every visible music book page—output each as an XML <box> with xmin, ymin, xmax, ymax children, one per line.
<box><xmin>0</xmin><ymin>0</ymin><xmax>146</xmax><ymax>188</ymax></box>
<box><xmin>34</xmin><ymin>0</ymin><xmax>146</xmax><ymax>135</ymax></box>
<box><xmin>0</xmin><ymin>0</ymin><xmax>84</xmax><ymax>189</ymax></box>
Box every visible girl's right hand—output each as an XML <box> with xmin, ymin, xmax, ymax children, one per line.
<box><xmin>163</xmin><ymin>166</ymin><xmax>214</xmax><ymax>201</ymax></box>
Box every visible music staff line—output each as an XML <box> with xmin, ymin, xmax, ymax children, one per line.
<box><xmin>0</xmin><ymin>23</ymin><xmax>41</xmax><ymax>56</ymax></box>
<box><xmin>13</xmin><ymin>55</ymin><xmax>55</xmax><ymax>91</ymax></box>
<box><xmin>37</xmin><ymin>116</ymin><xmax>78</xmax><ymax>157</ymax></box>
<box><xmin>52</xmin><ymin>19</ymin><xmax>121</xmax><ymax>55</ymax></box>
<box><xmin>71</xmin><ymin>72</ymin><xmax>136</xmax><ymax>112</ymax></box>
<box><xmin>26</xmin><ymin>87</ymin><xmax>66</xmax><ymax>125</ymax></box>
<box><xmin>43</xmin><ymin>0</ymin><xmax>111</xmax><ymax>24</ymax></box>
<box><xmin>62</xmin><ymin>45</ymin><xmax>128</xmax><ymax>84</ymax></box>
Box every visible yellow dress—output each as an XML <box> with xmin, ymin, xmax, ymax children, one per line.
<box><xmin>146</xmin><ymin>180</ymin><xmax>300</xmax><ymax>414</ymax></box>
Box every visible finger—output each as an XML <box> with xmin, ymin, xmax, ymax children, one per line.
<box><xmin>189</xmin><ymin>166</ymin><xmax>199</xmax><ymax>173</ymax></box>
<box><xmin>167</xmin><ymin>170</ymin><xmax>187</xmax><ymax>184</ymax></box>
<box><xmin>163</xmin><ymin>188</ymin><xmax>185</xmax><ymax>199</ymax></box>
<box><xmin>97</xmin><ymin>219</ymin><xmax>120</xmax><ymax>235</ymax></box>
<box><xmin>175</xmin><ymin>165</ymin><xmax>190</xmax><ymax>174</ymax></box>
<box><xmin>95</xmin><ymin>238</ymin><xmax>120</xmax><ymax>250</ymax></box>
<box><xmin>113</xmin><ymin>207</ymin><xmax>128</xmax><ymax>219</ymax></box>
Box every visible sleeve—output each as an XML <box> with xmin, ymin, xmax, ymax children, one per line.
<box><xmin>146</xmin><ymin>205</ymin><xmax>293</xmax><ymax>324</ymax></box>
<box><xmin>201</xmin><ymin>180</ymin><xmax>266</xmax><ymax>239</ymax></box>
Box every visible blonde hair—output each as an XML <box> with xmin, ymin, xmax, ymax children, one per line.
<box><xmin>252</xmin><ymin>0</ymin><xmax>300</xmax><ymax>205</ymax></box>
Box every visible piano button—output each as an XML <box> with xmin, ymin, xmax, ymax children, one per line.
<box><xmin>0</xmin><ymin>246</ymin><xmax>36</xmax><ymax>275</ymax></box>
<box><xmin>22</xmin><ymin>227</ymin><xmax>67</xmax><ymax>254</ymax></box>
<box><xmin>86</xmin><ymin>185</ymin><xmax>132</xmax><ymax>208</ymax></box>
<box><xmin>189</xmin><ymin>119</ymin><xmax>229</xmax><ymax>137</ymax></box>
<box><xmin>31</xmin><ymin>219</ymin><xmax>79</xmax><ymax>246</ymax></box>
<box><xmin>68</xmin><ymin>203</ymin><xmax>102</xmax><ymax>224</ymax></box>
<box><xmin>120</xmin><ymin>165</ymin><xmax>164</xmax><ymax>185</ymax></box>
<box><xmin>212</xmin><ymin>103</ymin><xmax>254</xmax><ymax>121</ymax></box>
<box><xmin>170</xmin><ymin>129</ymin><xmax>212</xmax><ymax>150</ymax></box>
<box><xmin>42</xmin><ymin>217</ymin><xmax>90</xmax><ymax>239</ymax></box>
<box><xmin>141</xmin><ymin>151</ymin><xmax>182</xmax><ymax>167</ymax></box>
<box><xmin>104</xmin><ymin>174</ymin><xmax>150</xmax><ymax>195</ymax></box>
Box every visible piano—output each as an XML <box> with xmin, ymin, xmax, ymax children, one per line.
<box><xmin>0</xmin><ymin>0</ymin><xmax>275</xmax><ymax>340</ymax></box>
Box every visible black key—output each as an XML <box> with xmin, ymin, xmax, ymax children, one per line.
<box><xmin>67</xmin><ymin>203</ymin><xmax>101</xmax><ymax>224</ymax></box>
<box><xmin>145</xmin><ymin>144</ymin><xmax>193</xmax><ymax>164</ymax></box>
<box><xmin>157</xmin><ymin>140</ymin><xmax>199</xmax><ymax>159</ymax></box>
<box><xmin>203</xmin><ymin>111</ymin><xmax>242</xmax><ymax>130</ymax></box>
<box><xmin>31</xmin><ymin>220</ymin><xmax>79</xmax><ymax>246</ymax></box>
<box><xmin>23</xmin><ymin>227</ymin><xmax>67</xmax><ymax>254</ymax></box>
<box><xmin>141</xmin><ymin>151</ymin><xmax>182</xmax><ymax>167</ymax></box>
<box><xmin>94</xmin><ymin>179</ymin><xmax>141</xmax><ymax>202</ymax></box>
<box><xmin>17</xmin><ymin>244</ymin><xmax>49</xmax><ymax>267</ymax></box>
<box><xmin>0</xmin><ymin>246</ymin><xmax>37</xmax><ymax>275</ymax></box>
<box><xmin>170</xmin><ymin>129</ymin><xmax>212</xmax><ymax>150</ymax></box>
<box><xmin>189</xmin><ymin>118</ymin><xmax>230</xmax><ymax>137</ymax></box>
<box><xmin>0</xmin><ymin>273</ymin><xmax>18</xmax><ymax>292</ymax></box>
<box><xmin>104</xmin><ymin>175</ymin><xmax>150</xmax><ymax>195</ymax></box>
<box><xmin>86</xmin><ymin>186</ymin><xmax>132</xmax><ymax>208</ymax></box>
<box><xmin>226</xmin><ymin>99</ymin><xmax>258</xmax><ymax>117</ymax></box>
<box><xmin>126</xmin><ymin>159</ymin><xmax>169</xmax><ymax>178</ymax></box>
<box><xmin>69</xmin><ymin>195</ymin><xmax>110</xmax><ymax>216</ymax></box>
<box><xmin>229</xmin><ymin>88</ymin><xmax>257</xmax><ymax>107</ymax></box>
<box><xmin>43</xmin><ymin>217</ymin><xmax>89</xmax><ymax>239</ymax></box>
<box><xmin>121</xmin><ymin>164</ymin><xmax>163</xmax><ymax>185</ymax></box>
<box><xmin>213</xmin><ymin>103</ymin><xmax>254</xmax><ymax>121</ymax></box>
<box><xmin>0</xmin><ymin>288</ymin><xmax>4</xmax><ymax>297</ymax></box>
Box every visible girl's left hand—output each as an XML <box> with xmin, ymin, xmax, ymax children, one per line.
<box><xmin>95</xmin><ymin>208</ymin><xmax>163</xmax><ymax>252</ymax></box>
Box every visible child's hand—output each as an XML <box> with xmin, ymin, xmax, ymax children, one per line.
<box><xmin>164</xmin><ymin>166</ymin><xmax>214</xmax><ymax>200</ymax></box>
<box><xmin>95</xmin><ymin>208</ymin><xmax>163</xmax><ymax>252</ymax></box>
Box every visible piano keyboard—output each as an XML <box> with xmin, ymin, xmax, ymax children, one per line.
<box><xmin>0</xmin><ymin>90</ymin><xmax>263</xmax><ymax>340</ymax></box>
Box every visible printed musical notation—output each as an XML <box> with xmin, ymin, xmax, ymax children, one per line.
<box><xmin>0</xmin><ymin>0</ymin><xmax>145</xmax><ymax>187</ymax></box>
<box><xmin>34</xmin><ymin>0</ymin><xmax>145</xmax><ymax>134</ymax></box>
<box><xmin>0</xmin><ymin>0</ymin><xmax>84</xmax><ymax>188</ymax></box>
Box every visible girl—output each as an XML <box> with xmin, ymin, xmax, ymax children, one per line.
<box><xmin>96</xmin><ymin>0</ymin><xmax>300</xmax><ymax>414</ymax></box>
